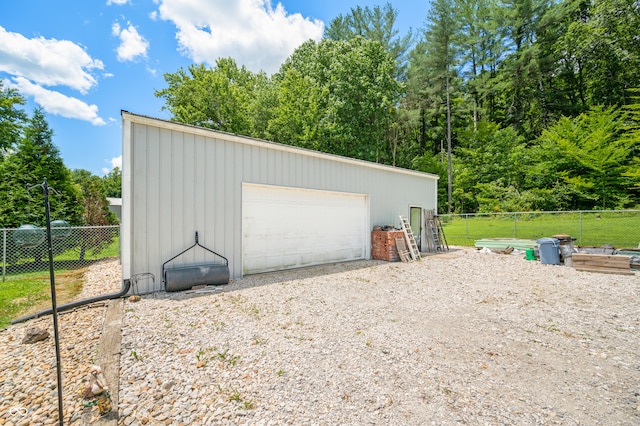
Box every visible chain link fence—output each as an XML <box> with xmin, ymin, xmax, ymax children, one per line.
<box><xmin>439</xmin><ymin>210</ymin><xmax>640</xmax><ymax>248</ymax></box>
<box><xmin>1</xmin><ymin>225</ymin><xmax>120</xmax><ymax>282</ymax></box>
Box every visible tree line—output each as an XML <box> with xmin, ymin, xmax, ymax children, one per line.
<box><xmin>0</xmin><ymin>86</ymin><xmax>121</xmax><ymax>228</ymax></box>
<box><xmin>156</xmin><ymin>1</ymin><xmax>639</xmax><ymax>213</ymax></box>
<box><xmin>1</xmin><ymin>1</ymin><xmax>637</xmax><ymax>219</ymax></box>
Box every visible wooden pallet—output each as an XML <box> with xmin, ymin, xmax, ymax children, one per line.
<box><xmin>572</xmin><ymin>253</ymin><xmax>634</xmax><ymax>275</ymax></box>
<box><xmin>395</xmin><ymin>237</ymin><xmax>412</xmax><ymax>262</ymax></box>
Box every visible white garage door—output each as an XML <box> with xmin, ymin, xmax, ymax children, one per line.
<box><xmin>242</xmin><ymin>183</ymin><xmax>369</xmax><ymax>275</ymax></box>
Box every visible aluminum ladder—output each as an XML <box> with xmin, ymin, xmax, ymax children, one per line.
<box><xmin>436</xmin><ymin>216</ymin><xmax>449</xmax><ymax>251</ymax></box>
<box><xmin>424</xmin><ymin>209</ymin><xmax>449</xmax><ymax>252</ymax></box>
<box><xmin>425</xmin><ymin>217</ymin><xmax>441</xmax><ymax>252</ymax></box>
<box><xmin>399</xmin><ymin>215</ymin><xmax>421</xmax><ymax>260</ymax></box>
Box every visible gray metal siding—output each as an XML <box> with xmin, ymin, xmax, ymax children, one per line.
<box><xmin>122</xmin><ymin>112</ymin><xmax>438</xmax><ymax>292</ymax></box>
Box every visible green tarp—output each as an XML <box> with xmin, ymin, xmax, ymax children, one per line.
<box><xmin>474</xmin><ymin>238</ymin><xmax>538</xmax><ymax>251</ymax></box>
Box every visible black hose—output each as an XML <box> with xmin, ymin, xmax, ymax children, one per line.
<box><xmin>11</xmin><ymin>279</ymin><xmax>131</xmax><ymax>325</ymax></box>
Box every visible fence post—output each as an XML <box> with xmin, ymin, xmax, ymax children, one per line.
<box><xmin>514</xmin><ymin>212</ymin><xmax>517</xmax><ymax>238</ymax></box>
<box><xmin>579</xmin><ymin>211</ymin><xmax>583</xmax><ymax>244</ymax></box>
<box><xmin>465</xmin><ymin>214</ymin><xmax>469</xmax><ymax>239</ymax></box>
<box><xmin>2</xmin><ymin>229</ymin><xmax>5</xmax><ymax>283</ymax></box>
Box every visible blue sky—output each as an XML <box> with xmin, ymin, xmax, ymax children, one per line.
<box><xmin>1</xmin><ymin>1</ymin><xmax>428</xmax><ymax>176</ymax></box>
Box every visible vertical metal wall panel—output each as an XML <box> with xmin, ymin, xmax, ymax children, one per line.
<box><xmin>183</xmin><ymin>131</ymin><xmax>196</xmax><ymax>263</ymax></box>
<box><xmin>157</xmin><ymin>126</ymin><xmax>173</xmax><ymax>292</ymax></box>
<box><xmin>131</xmin><ymin>123</ymin><xmax>148</xmax><ymax>288</ymax></box>
<box><xmin>203</xmin><ymin>137</ymin><xmax>216</xmax><ymax>264</ymax></box>
<box><xmin>145</xmin><ymin>126</ymin><xmax>161</xmax><ymax>293</ymax></box>
<box><xmin>212</xmin><ymin>138</ymin><xmax>227</xmax><ymax>273</ymax></box>
<box><xmin>195</xmin><ymin>135</ymin><xmax>206</xmax><ymax>265</ymax></box>
<box><xmin>223</xmin><ymin>139</ymin><xmax>232</xmax><ymax>268</ymax></box>
<box><xmin>171</xmin><ymin>130</ymin><xmax>185</xmax><ymax>263</ymax></box>
<box><xmin>121</xmin><ymin>117</ymin><xmax>132</xmax><ymax>283</ymax></box>
<box><xmin>231</xmin><ymin>141</ymin><xmax>244</xmax><ymax>278</ymax></box>
<box><xmin>122</xmin><ymin>112</ymin><xmax>438</xmax><ymax>291</ymax></box>
<box><xmin>193</xmin><ymin>134</ymin><xmax>206</xmax><ymax>265</ymax></box>
<box><xmin>257</xmin><ymin>146</ymin><xmax>268</xmax><ymax>184</ymax></box>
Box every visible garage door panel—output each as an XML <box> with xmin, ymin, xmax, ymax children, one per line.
<box><xmin>243</xmin><ymin>184</ymin><xmax>368</xmax><ymax>274</ymax></box>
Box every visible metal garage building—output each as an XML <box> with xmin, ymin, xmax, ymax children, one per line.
<box><xmin>121</xmin><ymin>111</ymin><xmax>439</xmax><ymax>293</ymax></box>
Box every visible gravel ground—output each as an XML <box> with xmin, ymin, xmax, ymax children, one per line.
<box><xmin>2</xmin><ymin>250</ymin><xmax>639</xmax><ymax>425</ymax></box>
<box><xmin>117</xmin><ymin>249</ymin><xmax>640</xmax><ymax>425</ymax></box>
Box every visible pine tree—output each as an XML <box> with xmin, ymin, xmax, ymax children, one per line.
<box><xmin>0</xmin><ymin>81</ymin><xmax>27</xmax><ymax>157</ymax></box>
<box><xmin>0</xmin><ymin>108</ymin><xmax>82</xmax><ymax>227</ymax></box>
<box><xmin>409</xmin><ymin>0</ymin><xmax>460</xmax><ymax>212</ymax></box>
<box><xmin>324</xmin><ymin>2</ymin><xmax>413</xmax><ymax>80</ymax></box>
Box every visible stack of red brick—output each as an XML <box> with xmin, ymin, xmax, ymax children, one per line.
<box><xmin>371</xmin><ymin>230</ymin><xmax>404</xmax><ymax>261</ymax></box>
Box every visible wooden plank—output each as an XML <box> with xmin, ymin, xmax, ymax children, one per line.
<box><xmin>572</xmin><ymin>253</ymin><xmax>632</xmax><ymax>275</ymax></box>
<box><xmin>573</xmin><ymin>259</ymin><xmax>630</xmax><ymax>269</ymax></box>
<box><xmin>572</xmin><ymin>256</ymin><xmax>629</xmax><ymax>265</ymax></box>
<box><xmin>572</xmin><ymin>254</ymin><xmax>630</xmax><ymax>268</ymax></box>
<box><xmin>395</xmin><ymin>237</ymin><xmax>412</xmax><ymax>262</ymax></box>
<box><xmin>87</xmin><ymin>298</ymin><xmax>123</xmax><ymax>424</ymax></box>
<box><xmin>573</xmin><ymin>263</ymin><xmax>627</xmax><ymax>271</ymax></box>
<box><xmin>574</xmin><ymin>267</ymin><xmax>635</xmax><ymax>276</ymax></box>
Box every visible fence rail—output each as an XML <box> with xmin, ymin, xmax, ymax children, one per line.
<box><xmin>1</xmin><ymin>225</ymin><xmax>120</xmax><ymax>281</ymax></box>
<box><xmin>439</xmin><ymin>210</ymin><xmax>640</xmax><ymax>248</ymax></box>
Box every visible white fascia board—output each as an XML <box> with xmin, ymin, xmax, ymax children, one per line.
<box><xmin>121</xmin><ymin>111</ymin><xmax>439</xmax><ymax>182</ymax></box>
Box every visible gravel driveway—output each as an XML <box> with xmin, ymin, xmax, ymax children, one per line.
<box><xmin>116</xmin><ymin>248</ymin><xmax>640</xmax><ymax>425</ymax></box>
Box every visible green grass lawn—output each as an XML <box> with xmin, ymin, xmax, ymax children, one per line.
<box><xmin>0</xmin><ymin>268</ymin><xmax>85</xmax><ymax>329</ymax></box>
<box><xmin>440</xmin><ymin>211</ymin><xmax>640</xmax><ymax>248</ymax></box>
<box><xmin>0</xmin><ymin>237</ymin><xmax>119</xmax><ymax>328</ymax></box>
<box><xmin>53</xmin><ymin>236</ymin><xmax>120</xmax><ymax>262</ymax></box>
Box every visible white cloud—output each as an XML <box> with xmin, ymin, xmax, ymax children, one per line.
<box><xmin>157</xmin><ymin>0</ymin><xmax>324</xmax><ymax>74</ymax></box>
<box><xmin>112</xmin><ymin>22</ymin><xmax>149</xmax><ymax>62</ymax></box>
<box><xmin>0</xmin><ymin>25</ymin><xmax>103</xmax><ymax>94</ymax></box>
<box><xmin>107</xmin><ymin>0</ymin><xmax>130</xmax><ymax>5</ymax></box>
<box><xmin>111</xmin><ymin>155</ymin><xmax>122</xmax><ymax>169</ymax></box>
<box><xmin>102</xmin><ymin>155</ymin><xmax>122</xmax><ymax>175</ymax></box>
<box><xmin>102</xmin><ymin>155</ymin><xmax>122</xmax><ymax>174</ymax></box>
<box><xmin>8</xmin><ymin>76</ymin><xmax>106</xmax><ymax>126</ymax></box>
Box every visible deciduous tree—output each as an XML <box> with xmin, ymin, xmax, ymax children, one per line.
<box><xmin>529</xmin><ymin>106</ymin><xmax>639</xmax><ymax>209</ymax></box>
<box><xmin>275</xmin><ymin>37</ymin><xmax>402</xmax><ymax>163</ymax></box>
<box><xmin>72</xmin><ymin>169</ymin><xmax>118</xmax><ymax>225</ymax></box>
<box><xmin>102</xmin><ymin>167</ymin><xmax>122</xmax><ymax>198</ymax></box>
<box><xmin>155</xmin><ymin>58</ymin><xmax>268</xmax><ymax>137</ymax></box>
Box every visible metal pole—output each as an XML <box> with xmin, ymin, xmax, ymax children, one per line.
<box><xmin>579</xmin><ymin>211</ymin><xmax>583</xmax><ymax>245</ymax></box>
<box><xmin>514</xmin><ymin>212</ymin><xmax>517</xmax><ymax>239</ymax></box>
<box><xmin>2</xmin><ymin>229</ymin><xmax>6</xmax><ymax>283</ymax></box>
<box><xmin>465</xmin><ymin>214</ymin><xmax>469</xmax><ymax>239</ymax></box>
<box><xmin>35</xmin><ymin>179</ymin><xmax>64</xmax><ymax>425</ymax></box>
